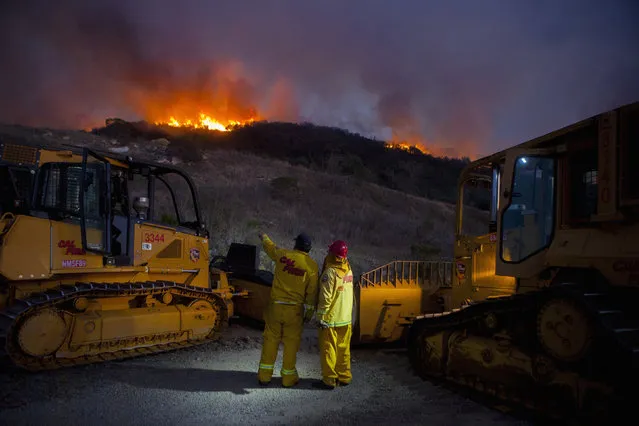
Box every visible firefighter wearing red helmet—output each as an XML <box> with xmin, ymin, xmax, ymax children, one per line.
<box><xmin>257</xmin><ymin>232</ymin><xmax>319</xmax><ymax>388</ymax></box>
<box><xmin>313</xmin><ymin>239</ymin><xmax>354</xmax><ymax>390</ymax></box>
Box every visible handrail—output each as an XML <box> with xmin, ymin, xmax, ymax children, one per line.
<box><xmin>359</xmin><ymin>259</ymin><xmax>453</xmax><ymax>289</ymax></box>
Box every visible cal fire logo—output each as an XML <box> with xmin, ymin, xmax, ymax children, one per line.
<box><xmin>58</xmin><ymin>240</ymin><xmax>87</xmax><ymax>268</ymax></box>
<box><xmin>58</xmin><ymin>240</ymin><xmax>86</xmax><ymax>255</ymax></box>
<box><xmin>279</xmin><ymin>256</ymin><xmax>305</xmax><ymax>276</ymax></box>
<box><xmin>190</xmin><ymin>248</ymin><xmax>200</xmax><ymax>263</ymax></box>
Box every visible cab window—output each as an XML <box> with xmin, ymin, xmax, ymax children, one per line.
<box><xmin>36</xmin><ymin>163</ymin><xmax>104</xmax><ymax>221</ymax></box>
<box><xmin>501</xmin><ymin>157</ymin><xmax>555</xmax><ymax>262</ymax></box>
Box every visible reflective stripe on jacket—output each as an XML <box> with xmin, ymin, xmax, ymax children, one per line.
<box><xmin>316</xmin><ymin>264</ymin><xmax>354</xmax><ymax>327</ymax></box>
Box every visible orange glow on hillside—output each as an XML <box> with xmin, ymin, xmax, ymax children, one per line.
<box><xmin>156</xmin><ymin>113</ymin><xmax>256</xmax><ymax>132</ymax></box>
<box><xmin>126</xmin><ymin>63</ymin><xmax>262</xmax><ymax>133</ymax></box>
<box><xmin>384</xmin><ymin>135</ymin><xmax>475</xmax><ymax>159</ymax></box>
<box><xmin>120</xmin><ymin>64</ymin><xmax>473</xmax><ymax>158</ymax></box>
<box><xmin>384</xmin><ymin>136</ymin><xmax>431</xmax><ymax>155</ymax></box>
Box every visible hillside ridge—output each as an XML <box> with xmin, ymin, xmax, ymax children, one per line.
<box><xmin>89</xmin><ymin>118</ymin><xmax>486</xmax><ymax>207</ymax></box>
<box><xmin>0</xmin><ymin>121</ymin><xmax>487</xmax><ymax>274</ymax></box>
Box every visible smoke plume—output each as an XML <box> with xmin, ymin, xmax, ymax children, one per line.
<box><xmin>1</xmin><ymin>0</ymin><xmax>637</xmax><ymax>158</ymax></box>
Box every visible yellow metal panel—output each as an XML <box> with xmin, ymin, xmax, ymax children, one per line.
<box><xmin>38</xmin><ymin>149</ymin><xmax>83</xmax><ymax>164</ymax></box>
<box><xmin>87</xmin><ymin>296</ymin><xmax>133</xmax><ymax>311</ymax></box>
<box><xmin>453</xmin><ymin>233</ymin><xmax>516</xmax><ymax>308</ymax></box>
<box><xmin>51</xmin><ymin>220</ymin><xmax>104</xmax><ymax>271</ymax></box>
<box><xmin>471</xmin><ymin>238</ymin><xmax>517</xmax><ymax>297</ymax></box>
<box><xmin>69</xmin><ymin>310</ymin><xmax>101</xmax><ymax>344</ymax></box>
<box><xmin>546</xmin><ymin>226</ymin><xmax>639</xmax><ymax>288</ymax></box>
<box><xmin>133</xmin><ymin>223</ymin><xmax>209</xmax><ymax>288</ymax></box>
<box><xmin>0</xmin><ymin>215</ymin><xmax>52</xmax><ymax>280</ymax></box>
<box><xmin>186</xmin><ymin>234</ymin><xmax>209</xmax><ymax>288</ymax></box>
<box><xmin>101</xmin><ymin>307</ymin><xmax>181</xmax><ymax>340</ymax></box>
<box><xmin>68</xmin><ymin>306</ymin><xmax>182</xmax><ymax>346</ymax></box>
<box><xmin>231</xmin><ymin>279</ymin><xmax>271</xmax><ymax>321</ymax></box>
<box><xmin>133</xmin><ymin>223</ymin><xmax>182</xmax><ymax>265</ymax></box>
<box><xmin>357</xmin><ymin>285</ymin><xmax>441</xmax><ymax>343</ymax></box>
<box><xmin>38</xmin><ymin>149</ymin><xmax>129</xmax><ymax>168</ymax></box>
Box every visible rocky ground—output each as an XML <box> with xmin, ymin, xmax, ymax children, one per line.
<box><xmin>0</xmin><ymin>324</ymin><xmax>530</xmax><ymax>426</ymax></box>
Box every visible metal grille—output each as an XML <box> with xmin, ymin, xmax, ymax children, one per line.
<box><xmin>0</xmin><ymin>143</ymin><xmax>38</xmax><ymax>165</ymax></box>
<box><xmin>66</xmin><ymin>167</ymin><xmax>82</xmax><ymax>213</ymax></box>
<box><xmin>41</xmin><ymin>166</ymin><xmax>61</xmax><ymax>208</ymax></box>
<box><xmin>39</xmin><ymin>164</ymin><xmax>100</xmax><ymax>218</ymax></box>
<box><xmin>360</xmin><ymin>260</ymin><xmax>453</xmax><ymax>289</ymax></box>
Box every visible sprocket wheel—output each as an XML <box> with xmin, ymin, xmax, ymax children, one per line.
<box><xmin>537</xmin><ymin>298</ymin><xmax>592</xmax><ymax>362</ymax></box>
<box><xmin>188</xmin><ymin>298</ymin><xmax>224</xmax><ymax>341</ymax></box>
<box><xmin>17</xmin><ymin>309</ymin><xmax>69</xmax><ymax>357</ymax></box>
<box><xmin>408</xmin><ymin>326</ymin><xmax>445</xmax><ymax>379</ymax></box>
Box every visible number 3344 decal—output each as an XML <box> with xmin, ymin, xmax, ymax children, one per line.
<box><xmin>143</xmin><ymin>232</ymin><xmax>165</xmax><ymax>243</ymax></box>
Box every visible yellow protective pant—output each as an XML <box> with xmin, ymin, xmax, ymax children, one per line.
<box><xmin>319</xmin><ymin>324</ymin><xmax>352</xmax><ymax>386</ymax></box>
<box><xmin>257</xmin><ymin>302</ymin><xmax>303</xmax><ymax>387</ymax></box>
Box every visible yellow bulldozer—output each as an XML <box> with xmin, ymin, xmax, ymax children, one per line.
<box><xmin>1</xmin><ymin>99</ymin><xmax>636</xmax><ymax>422</ymax></box>
<box><xmin>403</xmin><ymin>100</ymin><xmax>639</xmax><ymax>421</ymax></box>
<box><xmin>0</xmin><ymin>137</ymin><xmax>450</xmax><ymax>372</ymax></box>
<box><xmin>0</xmin><ymin>143</ymin><xmax>250</xmax><ymax>370</ymax></box>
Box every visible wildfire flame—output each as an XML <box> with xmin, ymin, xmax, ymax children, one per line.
<box><xmin>384</xmin><ymin>140</ymin><xmax>430</xmax><ymax>155</ymax></box>
<box><xmin>155</xmin><ymin>113</ymin><xmax>256</xmax><ymax>132</ymax></box>
<box><xmin>139</xmin><ymin>64</ymin><xmax>262</xmax><ymax>133</ymax></box>
<box><xmin>384</xmin><ymin>139</ymin><xmax>474</xmax><ymax>159</ymax></box>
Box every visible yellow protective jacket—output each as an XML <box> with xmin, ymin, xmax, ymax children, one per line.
<box><xmin>316</xmin><ymin>254</ymin><xmax>354</xmax><ymax>327</ymax></box>
<box><xmin>262</xmin><ymin>235</ymin><xmax>319</xmax><ymax>309</ymax></box>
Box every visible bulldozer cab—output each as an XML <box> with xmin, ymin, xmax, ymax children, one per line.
<box><xmin>0</xmin><ymin>142</ymin><xmax>234</xmax><ymax>371</ymax></box>
<box><xmin>453</xmin><ymin>160</ymin><xmax>517</xmax><ymax>308</ymax></box>
<box><xmin>453</xmin><ymin>101</ymin><xmax>639</xmax><ymax>304</ymax></box>
<box><xmin>407</xmin><ymin>102</ymin><xmax>639</xmax><ymax>422</ymax></box>
<box><xmin>0</xmin><ymin>142</ymin><xmax>210</xmax><ymax>287</ymax></box>
<box><xmin>72</xmin><ymin>149</ymin><xmax>207</xmax><ymax>267</ymax></box>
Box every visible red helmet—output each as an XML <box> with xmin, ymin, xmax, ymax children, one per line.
<box><xmin>328</xmin><ymin>240</ymin><xmax>348</xmax><ymax>258</ymax></box>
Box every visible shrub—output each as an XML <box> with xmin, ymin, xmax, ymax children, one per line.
<box><xmin>269</xmin><ymin>176</ymin><xmax>299</xmax><ymax>201</ymax></box>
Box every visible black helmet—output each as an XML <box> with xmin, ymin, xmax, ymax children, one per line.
<box><xmin>293</xmin><ymin>232</ymin><xmax>312</xmax><ymax>253</ymax></box>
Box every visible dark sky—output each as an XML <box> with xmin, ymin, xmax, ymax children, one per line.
<box><xmin>0</xmin><ymin>0</ymin><xmax>637</xmax><ymax>158</ymax></box>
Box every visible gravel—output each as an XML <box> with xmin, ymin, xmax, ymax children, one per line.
<box><xmin>0</xmin><ymin>324</ymin><xmax>530</xmax><ymax>426</ymax></box>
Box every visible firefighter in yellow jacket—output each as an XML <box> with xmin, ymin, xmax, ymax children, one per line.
<box><xmin>313</xmin><ymin>240</ymin><xmax>354</xmax><ymax>390</ymax></box>
<box><xmin>257</xmin><ymin>232</ymin><xmax>319</xmax><ymax>387</ymax></box>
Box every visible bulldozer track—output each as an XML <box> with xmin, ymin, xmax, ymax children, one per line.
<box><xmin>0</xmin><ymin>281</ymin><xmax>229</xmax><ymax>371</ymax></box>
<box><xmin>408</xmin><ymin>283</ymin><xmax>639</xmax><ymax>422</ymax></box>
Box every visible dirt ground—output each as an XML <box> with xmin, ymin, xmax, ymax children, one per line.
<box><xmin>0</xmin><ymin>324</ymin><xmax>531</xmax><ymax>426</ymax></box>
